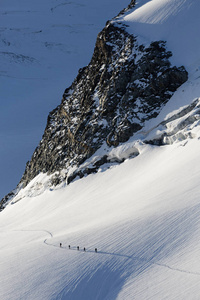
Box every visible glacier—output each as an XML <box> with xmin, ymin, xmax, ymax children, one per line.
<box><xmin>1</xmin><ymin>0</ymin><xmax>200</xmax><ymax>299</ymax></box>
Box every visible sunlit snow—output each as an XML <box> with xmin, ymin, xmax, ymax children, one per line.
<box><xmin>1</xmin><ymin>0</ymin><xmax>200</xmax><ymax>299</ymax></box>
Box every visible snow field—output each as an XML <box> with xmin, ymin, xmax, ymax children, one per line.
<box><xmin>2</xmin><ymin>0</ymin><xmax>200</xmax><ymax>298</ymax></box>
<box><xmin>1</xmin><ymin>137</ymin><xmax>200</xmax><ymax>299</ymax></box>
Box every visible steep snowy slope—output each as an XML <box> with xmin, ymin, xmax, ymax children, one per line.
<box><xmin>120</xmin><ymin>0</ymin><xmax>200</xmax><ymax>136</ymax></box>
<box><xmin>0</xmin><ymin>0</ymin><xmax>131</xmax><ymax>199</ymax></box>
<box><xmin>1</xmin><ymin>132</ymin><xmax>200</xmax><ymax>299</ymax></box>
<box><xmin>1</xmin><ymin>0</ymin><xmax>200</xmax><ymax>299</ymax></box>
<box><xmin>122</xmin><ymin>0</ymin><xmax>200</xmax><ymax>71</ymax></box>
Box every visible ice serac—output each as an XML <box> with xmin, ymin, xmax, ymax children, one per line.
<box><xmin>0</xmin><ymin>1</ymin><xmax>188</xmax><ymax>208</ymax></box>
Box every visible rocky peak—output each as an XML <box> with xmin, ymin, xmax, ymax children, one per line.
<box><xmin>19</xmin><ymin>21</ymin><xmax>187</xmax><ymax>187</ymax></box>
<box><xmin>0</xmin><ymin>2</ymin><xmax>188</xmax><ymax>210</ymax></box>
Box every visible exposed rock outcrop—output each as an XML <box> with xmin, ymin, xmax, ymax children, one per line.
<box><xmin>0</xmin><ymin>1</ymin><xmax>188</xmax><ymax>210</ymax></box>
<box><xmin>19</xmin><ymin>21</ymin><xmax>187</xmax><ymax>188</ymax></box>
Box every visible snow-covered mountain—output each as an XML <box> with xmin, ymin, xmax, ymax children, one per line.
<box><xmin>1</xmin><ymin>0</ymin><xmax>200</xmax><ymax>299</ymax></box>
<box><xmin>0</xmin><ymin>0</ymin><xmax>131</xmax><ymax>199</ymax></box>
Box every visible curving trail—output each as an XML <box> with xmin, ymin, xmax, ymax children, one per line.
<box><xmin>11</xmin><ymin>229</ymin><xmax>200</xmax><ymax>277</ymax></box>
<box><xmin>43</xmin><ymin>234</ymin><xmax>200</xmax><ymax>277</ymax></box>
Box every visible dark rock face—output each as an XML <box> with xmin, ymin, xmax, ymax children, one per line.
<box><xmin>0</xmin><ymin>192</ymin><xmax>15</xmax><ymax>211</ymax></box>
<box><xmin>19</xmin><ymin>21</ymin><xmax>188</xmax><ymax>188</ymax></box>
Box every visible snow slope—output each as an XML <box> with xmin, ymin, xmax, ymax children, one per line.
<box><xmin>121</xmin><ymin>0</ymin><xmax>200</xmax><ymax>71</ymax></box>
<box><xmin>1</xmin><ymin>136</ymin><xmax>200</xmax><ymax>299</ymax></box>
<box><xmin>0</xmin><ymin>0</ymin><xmax>131</xmax><ymax>199</ymax></box>
<box><xmin>119</xmin><ymin>0</ymin><xmax>200</xmax><ymax>138</ymax></box>
<box><xmin>1</xmin><ymin>0</ymin><xmax>200</xmax><ymax>299</ymax></box>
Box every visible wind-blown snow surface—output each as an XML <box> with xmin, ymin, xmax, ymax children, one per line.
<box><xmin>1</xmin><ymin>137</ymin><xmax>200</xmax><ymax>299</ymax></box>
<box><xmin>121</xmin><ymin>0</ymin><xmax>200</xmax><ymax>71</ymax></box>
<box><xmin>0</xmin><ymin>0</ymin><xmax>131</xmax><ymax>199</ymax></box>
<box><xmin>2</xmin><ymin>0</ymin><xmax>200</xmax><ymax>299</ymax></box>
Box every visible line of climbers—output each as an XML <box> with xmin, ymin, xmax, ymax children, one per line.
<box><xmin>60</xmin><ymin>243</ymin><xmax>97</xmax><ymax>252</ymax></box>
